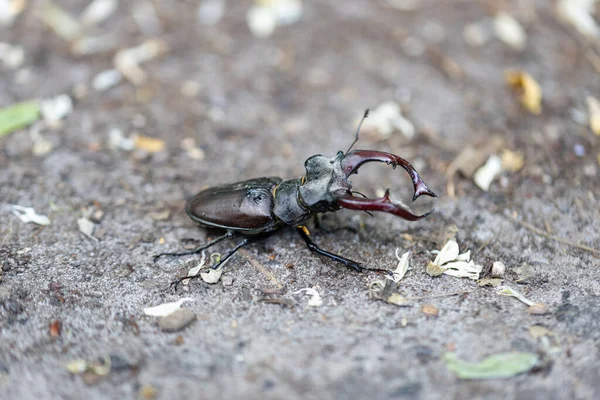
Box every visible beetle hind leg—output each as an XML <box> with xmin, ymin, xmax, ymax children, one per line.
<box><xmin>153</xmin><ymin>231</ymin><xmax>236</xmax><ymax>262</ymax></box>
<box><xmin>296</xmin><ymin>226</ymin><xmax>391</xmax><ymax>275</ymax></box>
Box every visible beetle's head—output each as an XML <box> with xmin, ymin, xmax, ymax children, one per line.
<box><xmin>298</xmin><ymin>149</ymin><xmax>437</xmax><ymax>220</ymax></box>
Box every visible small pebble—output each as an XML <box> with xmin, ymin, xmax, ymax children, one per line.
<box><xmin>574</xmin><ymin>143</ymin><xmax>585</xmax><ymax>157</ymax></box>
<box><xmin>491</xmin><ymin>261</ymin><xmax>506</xmax><ymax>277</ymax></box>
<box><xmin>158</xmin><ymin>308</ymin><xmax>196</xmax><ymax>332</ymax></box>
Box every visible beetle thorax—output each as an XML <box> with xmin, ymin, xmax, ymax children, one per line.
<box><xmin>298</xmin><ymin>153</ymin><xmax>349</xmax><ymax>213</ymax></box>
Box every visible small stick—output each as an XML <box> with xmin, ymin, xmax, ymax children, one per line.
<box><xmin>507</xmin><ymin>214</ymin><xmax>600</xmax><ymax>257</ymax></box>
<box><xmin>405</xmin><ymin>290</ymin><xmax>473</xmax><ymax>301</ymax></box>
<box><xmin>239</xmin><ymin>248</ymin><xmax>283</xmax><ymax>289</ymax></box>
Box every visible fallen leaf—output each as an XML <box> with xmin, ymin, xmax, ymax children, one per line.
<box><xmin>528</xmin><ymin>325</ymin><xmax>551</xmax><ymax>339</ymax></box>
<box><xmin>497</xmin><ymin>286</ymin><xmax>537</xmax><ymax>308</ymax></box>
<box><xmin>0</xmin><ymin>100</ymin><xmax>40</xmax><ymax>137</ymax></box>
<box><xmin>143</xmin><ymin>298</ymin><xmax>194</xmax><ymax>317</ymax></box>
<box><xmin>133</xmin><ymin>134</ymin><xmax>165</xmax><ymax>153</ymax></box>
<box><xmin>66</xmin><ymin>359</ymin><xmax>88</xmax><ymax>374</ymax></box>
<box><xmin>429</xmin><ymin>240</ymin><xmax>483</xmax><ymax>280</ymax></box>
<box><xmin>444</xmin><ymin>352</ymin><xmax>538</xmax><ymax>379</ymax></box>
<box><xmin>478</xmin><ymin>278</ymin><xmax>503</xmax><ymax>287</ymax></box>
<box><xmin>506</xmin><ymin>70</ymin><xmax>542</xmax><ymax>115</ymax></box>
<box><xmin>421</xmin><ymin>304</ymin><xmax>439</xmax><ymax>317</ymax></box>
<box><xmin>586</xmin><ymin>96</ymin><xmax>600</xmax><ymax>135</ymax></box>
<box><xmin>501</xmin><ymin>149</ymin><xmax>525</xmax><ymax>172</ymax></box>
<box><xmin>528</xmin><ymin>303</ymin><xmax>550</xmax><ymax>315</ymax></box>
<box><xmin>183</xmin><ymin>252</ymin><xmax>206</xmax><ymax>285</ymax></box>
<box><xmin>386</xmin><ymin>293</ymin><xmax>409</xmax><ymax>306</ymax></box>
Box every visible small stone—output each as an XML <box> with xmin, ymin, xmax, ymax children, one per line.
<box><xmin>491</xmin><ymin>261</ymin><xmax>506</xmax><ymax>277</ymax></box>
<box><xmin>158</xmin><ymin>308</ymin><xmax>196</xmax><ymax>332</ymax></box>
<box><xmin>421</xmin><ymin>304</ymin><xmax>439</xmax><ymax>317</ymax></box>
<box><xmin>222</xmin><ymin>275</ymin><xmax>234</xmax><ymax>286</ymax></box>
<box><xmin>528</xmin><ymin>303</ymin><xmax>550</xmax><ymax>315</ymax></box>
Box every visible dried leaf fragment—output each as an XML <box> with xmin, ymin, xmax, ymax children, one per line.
<box><xmin>429</xmin><ymin>240</ymin><xmax>483</xmax><ymax>280</ymax></box>
<box><xmin>586</xmin><ymin>96</ymin><xmax>600</xmax><ymax>135</ymax></box>
<box><xmin>444</xmin><ymin>352</ymin><xmax>538</xmax><ymax>379</ymax></box>
<box><xmin>7</xmin><ymin>204</ymin><xmax>50</xmax><ymax>225</ymax></box>
<box><xmin>0</xmin><ymin>100</ymin><xmax>40</xmax><ymax>137</ymax></box>
<box><xmin>143</xmin><ymin>298</ymin><xmax>194</xmax><ymax>317</ymax></box>
<box><xmin>478</xmin><ymin>278</ymin><xmax>503</xmax><ymax>287</ymax></box>
<box><xmin>473</xmin><ymin>155</ymin><xmax>502</xmax><ymax>191</ymax></box>
<box><xmin>133</xmin><ymin>134</ymin><xmax>166</xmax><ymax>153</ymax></box>
<box><xmin>506</xmin><ymin>70</ymin><xmax>542</xmax><ymax>115</ymax></box>
<box><xmin>49</xmin><ymin>320</ymin><xmax>62</xmax><ymax>338</ymax></box>
<box><xmin>421</xmin><ymin>304</ymin><xmax>439</xmax><ymax>317</ymax></box>
<box><xmin>388</xmin><ymin>249</ymin><xmax>410</xmax><ymax>283</ymax></box>
<box><xmin>501</xmin><ymin>150</ymin><xmax>524</xmax><ymax>172</ymax></box>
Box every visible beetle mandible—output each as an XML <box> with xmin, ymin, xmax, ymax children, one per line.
<box><xmin>155</xmin><ymin>110</ymin><xmax>437</xmax><ymax>288</ymax></box>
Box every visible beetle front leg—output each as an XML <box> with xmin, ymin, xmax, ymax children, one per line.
<box><xmin>153</xmin><ymin>231</ymin><xmax>236</xmax><ymax>262</ymax></box>
<box><xmin>296</xmin><ymin>226</ymin><xmax>391</xmax><ymax>275</ymax></box>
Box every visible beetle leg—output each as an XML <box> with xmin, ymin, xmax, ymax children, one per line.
<box><xmin>341</xmin><ymin>150</ymin><xmax>437</xmax><ymax>201</ymax></box>
<box><xmin>336</xmin><ymin>190</ymin><xmax>433</xmax><ymax>221</ymax></box>
<box><xmin>170</xmin><ymin>234</ymin><xmax>271</xmax><ymax>291</ymax></box>
<box><xmin>296</xmin><ymin>226</ymin><xmax>392</xmax><ymax>275</ymax></box>
<box><xmin>153</xmin><ymin>231</ymin><xmax>236</xmax><ymax>262</ymax></box>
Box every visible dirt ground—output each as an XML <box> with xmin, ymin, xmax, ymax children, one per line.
<box><xmin>1</xmin><ymin>1</ymin><xmax>600</xmax><ymax>399</ymax></box>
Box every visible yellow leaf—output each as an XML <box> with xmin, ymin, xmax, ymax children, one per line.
<box><xmin>505</xmin><ymin>71</ymin><xmax>542</xmax><ymax>115</ymax></box>
<box><xmin>501</xmin><ymin>149</ymin><xmax>525</xmax><ymax>172</ymax></box>
<box><xmin>134</xmin><ymin>135</ymin><xmax>165</xmax><ymax>152</ymax></box>
<box><xmin>586</xmin><ymin>96</ymin><xmax>600</xmax><ymax>136</ymax></box>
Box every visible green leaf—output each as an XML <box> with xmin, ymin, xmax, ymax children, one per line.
<box><xmin>0</xmin><ymin>100</ymin><xmax>40</xmax><ymax>137</ymax></box>
<box><xmin>444</xmin><ymin>352</ymin><xmax>538</xmax><ymax>379</ymax></box>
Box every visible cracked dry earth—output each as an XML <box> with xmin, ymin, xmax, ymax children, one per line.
<box><xmin>1</xmin><ymin>1</ymin><xmax>600</xmax><ymax>399</ymax></box>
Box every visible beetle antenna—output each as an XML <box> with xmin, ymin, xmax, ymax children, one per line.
<box><xmin>345</xmin><ymin>109</ymin><xmax>369</xmax><ymax>154</ymax></box>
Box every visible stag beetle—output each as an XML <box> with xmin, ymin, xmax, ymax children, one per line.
<box><xmin>155</xmin><ymin>110</ymin><xmax>437</xmax><ymax>288</ymax></box>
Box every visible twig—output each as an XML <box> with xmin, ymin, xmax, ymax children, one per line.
<box><xmin>239</xmin><ymin>249</ymin><xmax>283</xmax><ymax>289</ymax></box>
<box><xmin>405</xmin><ymin>290</ymin><xmax>473</xmax><ymax>301</ymax></box>
<box><xmin>507</xmin><ymin>214</ymin><xmax>600</xmax><ymax>257</ymax></box>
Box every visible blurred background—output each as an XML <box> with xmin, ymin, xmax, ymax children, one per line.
<box><xmin>1</xmin><ymin>1</ymin><xmax>600</xmax><ymax>399</ymax></box>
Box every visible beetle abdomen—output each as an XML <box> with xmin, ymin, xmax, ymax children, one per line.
<box><xmin>186</xmin><ymin>177</ymin><xmax>281</xmax><ymax>231</ymax></box>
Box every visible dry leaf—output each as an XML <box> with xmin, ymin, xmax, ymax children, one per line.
<box><xmin>49</xmin><ymin>320</ymin><xmax>62</xmax><ymax>338</ymax></box>
<box><xmin>421</xmin><ymin>304</ymin><xmax>439</xmax><ymax>317</ymax></box>
<box><xmin>501</xmin><ymin>149</ymin><xmax>524</xmax><ymax>172</ymax></box>
<box><xmin>586</xmin><ymin>96</ymin><xmax>600</xmax><ymax>135</ymax></box>
<box><xmin>386</xmin><ymin>293</ymin><xmax>409</xmax><ymax>306</ymax></box>
<box><xmin>478</xmin><ymin>278</ymin><xmax>503</xmax><ymax>287</ymax></box>
<box><xmin>528</xmin><ymin>325</ymin><xmax>551</xmax><ymax>339</ymax></box>
<box><xmin>506</xmin><ymin>70</ymin><xmax>542</xmax><ymax>115</ymax></box>
<box><xmin>134</xmin><ymin>134</ymin><xmax>166</xmax><ymax>153</ymax></box>
<box><xmin>143</xmin><ymin>298</ymin><xmax>194</xmax><ymax>317</ymax></box>
<box><xmin>528</xmin><ymin>303</ymin><xmax>550</xmax><ymax>315</ymax></box>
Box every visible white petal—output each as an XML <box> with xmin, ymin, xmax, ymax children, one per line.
<box><xmin>434</xmin><ymin>240</ymin><xmax>459</xmax><ymax>266</ymax></box>
<box><xmin>388</xmin><ymin>249</ymin><xmax>410</xmax><ymax>283</ymax></box>
<box><xmin>143</xmin><ymin>298</ymin><xmax>194</xmax><ymax>317</ymax></box>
